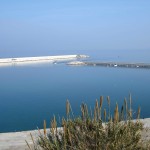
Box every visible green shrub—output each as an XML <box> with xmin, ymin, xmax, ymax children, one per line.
<box><xmin>26</xmin><ymin>95</ymin><xmax>150</xmax><ymax>150</ymax></box>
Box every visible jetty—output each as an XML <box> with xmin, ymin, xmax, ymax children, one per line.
<box><xmin>67</xmin><ymin>61</ymin><xmax>150</xmax><ymax>69</ymax></box>
<box><xmin>0</xmin><ymin>55</ymin><xmax>89</xmax><ymax>67</ymax></box>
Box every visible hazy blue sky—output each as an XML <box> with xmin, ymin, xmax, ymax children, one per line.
<box><xmin>0</xmin><ymin>0</ymin><xmax>150</xmax><ymax>57</ymax></box>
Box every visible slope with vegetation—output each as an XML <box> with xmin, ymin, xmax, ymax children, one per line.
<box><xmin>26</xmin><ymin>95</ymin><xmax>150</xmax><ymax>150</ymax></box>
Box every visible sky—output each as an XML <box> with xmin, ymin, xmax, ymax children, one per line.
<box><xmin>0</xmin><ymin>0</ymin><xmax>150</xmax><ymax>58</ymax></box>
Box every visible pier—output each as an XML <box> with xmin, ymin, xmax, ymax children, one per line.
<box><xmin>68</xmin><ymin>61</ymin><xmax>150</xmax><ymax>69</ymax></box>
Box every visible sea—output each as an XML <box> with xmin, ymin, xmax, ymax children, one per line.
<box><xmin>0</xmin><ymin>49</ymin><xmax>150</xmax><ymax>133</ymax></box>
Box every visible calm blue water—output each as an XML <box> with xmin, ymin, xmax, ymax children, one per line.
<box><xmin>0</xmin><ymin>61</ymin><xmax>150</xmax><ymax>133</ymax></box>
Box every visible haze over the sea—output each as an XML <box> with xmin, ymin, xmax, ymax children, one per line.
<box><xmin>0</xmin><ymin>0</ymin><xmax>150</xmax><ymax>61</ymax></box>
<box><xmin>1</xmin><ymin>0</ymin><xmax>150</xmax><ymax>134</ymax></box>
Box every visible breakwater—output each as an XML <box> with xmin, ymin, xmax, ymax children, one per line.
<box><xmin>68</xmin><ymin>61</ymin><xmax>150</xmax><ymax>69</ymax></box>
<box><xmin>0</xmin><ymin>55</ymin><xmax>89</xmax><ymax>67</ymax></box>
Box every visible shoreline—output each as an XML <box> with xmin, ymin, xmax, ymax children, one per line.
<box><xmin>0</xmin><ymin>118</ymin><xmax>150</xmax><ymax>150</ymax></box>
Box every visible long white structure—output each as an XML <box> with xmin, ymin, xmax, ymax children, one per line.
<box><xmin>0</xmin><ymin>55</ymin><xmax>89</xmax><ymax>67</ymax></box>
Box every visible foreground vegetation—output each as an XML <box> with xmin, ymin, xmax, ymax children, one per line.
<box><xmin>26</xmin><ymin>95</ymin><xmax>150</xmax><ymax>150</ymax></box>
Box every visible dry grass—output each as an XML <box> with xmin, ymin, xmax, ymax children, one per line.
<box><xmin>26</xmin><ymin>95</ymin><xmax>150</xmax><ymax>150</ymax></box>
